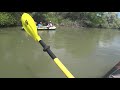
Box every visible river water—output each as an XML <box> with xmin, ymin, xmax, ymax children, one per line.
<box><xmin>0</xmin><ymin>27</ymin><xmax>120</xmax><ymax>78</ymax></box>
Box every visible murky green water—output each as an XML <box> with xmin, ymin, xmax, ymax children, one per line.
<box><xmin>0</xmin><ymin>27</ymin><xmax>120</xmax><ymax>78</ymax></box>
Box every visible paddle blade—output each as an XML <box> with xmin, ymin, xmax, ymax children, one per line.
<box><xmin>21</xmin><ymin>13</ymin><xmax>41</xmax><ymax>41</ymax></box>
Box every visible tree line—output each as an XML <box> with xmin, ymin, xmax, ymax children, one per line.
<box><xmin>0</xmin><ymin>12</ymin><xmax>120</xmax><ymax>29</ymax></box>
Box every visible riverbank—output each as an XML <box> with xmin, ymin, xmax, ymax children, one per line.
<box><xmin>55</xmin><ymin>23</ymin><xmax>120</xmax><ymax>30</ymax></box>
<box><xmin>1</xmin><ymin>25</ymin><xmax>120</xmax><ymax>31</ymax></box>
<box><xmin>0</xmin><ymin>12</ymin><xmax>120</xmax><ymax>30</ymax></box>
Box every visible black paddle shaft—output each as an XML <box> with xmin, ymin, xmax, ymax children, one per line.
<box><xmin>39</xmin><ymin>40</ymin><xmax>56</xmax><ymax>59</ymax></box>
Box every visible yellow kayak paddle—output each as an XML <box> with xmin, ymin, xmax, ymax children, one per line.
<box><xmin>21</xmin><ymin>13</ymin><xmax>75</xmax><ymax>78</ymax></box>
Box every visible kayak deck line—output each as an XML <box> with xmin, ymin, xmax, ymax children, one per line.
<box><xmin>22</xmin><ymin>26</ymin><xmax>56</xmax><ymax>30</ymax></box>
<box><xmin>103</xmin><ymin>61</ymin><xmax>120</xmax><ymax>78</ymax></box>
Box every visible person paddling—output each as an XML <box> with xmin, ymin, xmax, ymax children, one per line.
<box><xmin>47</xmin><ymin>21</ymin><xmax>53</xmax><ymax>29</ymax></box>
<box><xmin>38</xmin><ymin>22</ymin><xmax>43</xmax><ymax>28</ymax></box>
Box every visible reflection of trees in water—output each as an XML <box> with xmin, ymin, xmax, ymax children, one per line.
<box><xmin>96</xmin><ymin>29</ymin><xmax>120</xmax><ymax>48</ymax></box>
<box><xmin>36</xmin><ymin>28</ymin><xmax>120</xmax><ymax>59</ymax></box>
<box><xmin>42</xmin><ymin>28</ymin><xmax>120</xmax><ymax>58</ymax></box>
<box><xmin>38</xmin><ymin>31</ymin><xmax>56</xmax><ymax>47</ymax></box>
<box><xmin>50</xmin><ymin>29</ymin><xmax>98</xmax><ymax>58</ymax></box>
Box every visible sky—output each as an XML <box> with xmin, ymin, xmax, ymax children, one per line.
<box><xmin>117</xmin><ymin>12</ymin><xmax>120</xmax><ymax>18</ymax></box>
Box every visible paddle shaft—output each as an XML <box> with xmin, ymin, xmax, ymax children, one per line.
<box><xmin>21</xmin><ymin>13</ymin><xmax>74</xmax><ymax>78</ymax></box>
<box><xmin>39</xmin><ymin>40</ymin><xmax>75</xmax><ymax>78</ymax></box>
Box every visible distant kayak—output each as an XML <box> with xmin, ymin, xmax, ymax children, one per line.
<box><xmin>103</xmin><ymin>61</ymin><xmax>120</xmax><ymax>78</ymax></box>
<box><xmin>22</xmin><ymin>26</ymin><xmax>56</xmax><ymax>30</ymax></box>
<box><xmin>37</xmin><ymin>26</ymin><xmax>56</xmax><ymax>30</ymax></box>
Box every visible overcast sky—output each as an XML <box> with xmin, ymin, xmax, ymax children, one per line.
<box><xmin>117</xmin><ymin>12</ymin><xmax>120</xmax><ymax>18</ymax></box>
